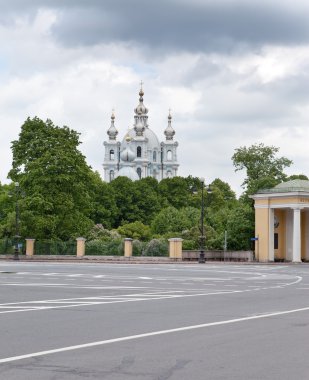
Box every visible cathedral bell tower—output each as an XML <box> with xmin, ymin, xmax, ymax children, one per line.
<box><xmin>103</xmin><ymin>111</ymin><xmax>121</xmax><ymax>182</ymax></box>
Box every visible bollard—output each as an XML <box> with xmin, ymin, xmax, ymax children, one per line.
<box><xmin>168</xmin><ymin>238</ymin><xmax>183</xmax><ymax>259</ymax></box>
<box><xmin>124</xmin><ymin>238</ymin><xmax>133</xmax><ymax>257</ymax></box>
<box><xmin>76</xmin><ymin>237</ymin><xmax>86</xmax><ymax>257</ymax></box>
<box><xmin>25</xmin><ymin>239</ymin><xmax>35</xmax><ymax>256</ymax></box>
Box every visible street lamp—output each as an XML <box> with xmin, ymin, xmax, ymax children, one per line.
<box><xmin>13</xmin><ymin>182</ymin><xmax>21</xmax><ymax>260</ymax></box>
<box><xmin>199</xmin><ymin>178</ymin><xmax>211</xmax><ymax>264</ymax></box>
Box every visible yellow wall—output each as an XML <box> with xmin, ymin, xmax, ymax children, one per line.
<box><xmin>255</xmin><ymin>207</ymin><xmax>269</xmax><ymax>262</ymax></box>
<box><xmin>274</xmin><ymin>209</ymin><xmax>286</xmax><ymax>260</ymax></box>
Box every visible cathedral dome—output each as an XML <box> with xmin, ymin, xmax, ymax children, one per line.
<box><xmin>122</xmin><ymin>127</ymin><xmax>161</xmax><ymax>151</ymax></box>
<box><xmin>107</xmin><ymin>111</ymin><xmax>118</xmax><ymax>140</ymax></box>
<box><xmin>120</xmin><ymin>138</ymin><xmax>136</xmax><ymax>162</ymax></box>
<box><xmin>164</xmin><ymin>111</ymin><xmax>175</xmax><ymax>140</ymax></box>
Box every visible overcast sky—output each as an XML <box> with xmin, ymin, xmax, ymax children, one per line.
<box><xmin>1</xmin><ymin>0</ymin><xmax>309</xmax><ymax>194</ymax></box>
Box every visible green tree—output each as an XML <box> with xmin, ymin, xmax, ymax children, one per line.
<box><xmin>133</xmin><ymin>178</ymin><xmax>162</xmax><ymax>224</ymax></box>
<box><xmin>226</xmin><ymin>203</ymin><xmax>255</xmax><ymax>250</ymax></box>
<box><xmin>117</xmin><ymin>221</ymin><xmax>151</xmax><ymax>241</ymax></box>
<box><xmin>158</xmin><ymin>177</ymin><xmax>192</xmax><ymax>208</ymax></box>
<box><xmin>8</xmin><ymin>117</ymin><xmax>95</xmax><ymax>239</ymax></box>
<box><xmin>110</xmin><ymin>176</ymin><xmax>140</xmax><ymax>226</ymax></box>
<box><xmin>209</xmin><ymin>179</ymin><xmax>236</xmax><ymax>205</ymax></box>
<box><xmin>232</xmin><ymin>143</ymin><xmax>292</xmax><ymax>199</ymax></box>
<box><xmin>88</xmin><ymin>172</ymin><xmax>118</xmax><ymax>229</ymax></box>
<box><xmin>0</xmin><ymin>183</ymin><xmax>16</xmax><ymax>237</ymax></box>
<box><xmin>285</xmin><ymin>174</ymin><xmax>308</xmax><ymax>181</ymax></box>
<box><xmin>151</xmin><ymin>206</ymin><xmax>199</xmax><ymax>235</ymax></box>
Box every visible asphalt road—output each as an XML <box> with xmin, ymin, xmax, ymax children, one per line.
<box><xmin>0</xmin><ymin>261</ymin><xmax>308</xmax><ymax>379</ymax></box>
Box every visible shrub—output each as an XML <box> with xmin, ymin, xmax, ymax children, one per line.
<box><xmin>143</xmin><ymin>238</ymin><xmax>168</xmax><ymax>257</ymax></box>
<box><xmin>132</xmin><ymin>240</ymin><xmax>145</xmax><ymax>256</ymax></box>
<box><xmin>117</xmin><ymin>221</ymin><xmax>151</xmax><ymax>241</ymax></box>
<box><xmin>86</xmin><ymin>224</ymin><xmax>120</xmax><ymax>241</ymax></box>
<box><xmin>182</xmin><ymin>239</ymin><xmax>197</xmax><ymax>250</ymax></box>
<box><xmin>85</xmin><ymin>239</ymin><xmax>122</xmax><ymax>255</ymax></box>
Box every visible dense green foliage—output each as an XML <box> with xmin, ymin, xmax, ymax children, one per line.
<box><xmin>232</xmin><ymin>143</ymin><xmax>292</xmax><ymax>201</ymax></box>
<box><xmin>0</xmin><ymin>117</ymin><xmax>299</xmax><ymax>253</ymax></box>
<box><xmin>8</xmin><ymin>117</ymin><xmax>95</xmax><ymax>239</ymax></box>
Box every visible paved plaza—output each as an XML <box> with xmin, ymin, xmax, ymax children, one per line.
<box><xmin>0</xmin><ymin>261</ymin><xmax>308</xmax><ymax>379</ymax></box>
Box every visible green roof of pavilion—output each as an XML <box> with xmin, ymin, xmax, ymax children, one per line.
<box><xmin>257</xmin><ymin>179</ymin><xmax>309</xmax><ymax>194</ymax></box>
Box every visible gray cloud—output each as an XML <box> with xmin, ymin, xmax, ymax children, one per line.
<box><xmin>1</xmin><ymin>1</ymin><xmax>309</xmax><ymax>54</ymax></box>
<box><xmin>53</xmin><ymin>2</ymin><xmax>309</xmax><ymax>53</ymax></box>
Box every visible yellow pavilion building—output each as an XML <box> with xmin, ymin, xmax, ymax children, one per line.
<box><xmin>251</xmin><ymin>180</ymin><xmax>309</xmax><ymax>262</ymax></box>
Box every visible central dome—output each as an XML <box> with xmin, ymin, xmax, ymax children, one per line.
<box><xmin>122</xmin><ymin>127</ymin><xmax>160</xmax><ymax>151</ymax></box>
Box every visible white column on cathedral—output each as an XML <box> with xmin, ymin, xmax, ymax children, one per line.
<box><xmin>292</xmin><ymin>208</ymin><xmax>301</xmax><ymax>262</ymax></box>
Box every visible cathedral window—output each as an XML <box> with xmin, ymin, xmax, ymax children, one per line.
<box><xmin>137</xmin><ymin>146</ymin><xmax>142</xmax><ymax>158</ymax></box>
<box><xmin>137</xmin><ymin>167</ymin><xmax>142</xmax><ymax>179</ymax></box>
<box><xmin>110</xmin><ymin>149</ymin><xmax>115</xmax><ymax>160</ymax></box>
<box><xmin>153</xmin><ymin>151</ymin><xmax>157</xmax><ymax>162</ymax></box>
<box><xmin>167</xmin><ymin>170</ymin><xmax>172</xmax><ymax>178</ymax></box>
<box><xmin>109</xmin><ymin>170</ymin><xmax>114</xmax><ymax>181</ymax></box>
<box><xmin>167</xmin><ymin>150</ymin><xmax>172</xmax><ymax>161</ymax></box>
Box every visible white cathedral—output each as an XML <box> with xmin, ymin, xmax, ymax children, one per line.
<box><xmin>103</xmin><ymin>86</ymin><xmax>179</xmax><ymax>182</ymax></box>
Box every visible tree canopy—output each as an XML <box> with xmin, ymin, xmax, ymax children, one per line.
<box><xmin>232</xmin><ymin>143</ymin><xmax>292</xmax><ymax>199</ymax></box>
<box><xmin>8</xmin><ymin>117</ymin><xmax>95</xmax><ymax>239</ymax></box>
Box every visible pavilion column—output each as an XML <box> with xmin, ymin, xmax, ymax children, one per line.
<box><xmin>268</xmin><ymin>208</ymin><xmax>274</xmax><ymax>261</ymax></box>
<box><xmin>285</xmin><ymin>209</ymin><xmax>293</xmax><ymax>261</ymax></box>
<box><xmin>292</xmin><ymin>208</ymin><xmax>301</xmax><ymax>263</ymax></box>
<box><xmin>305</xmin><ymin>209</ymin><xmax>309</xmax><ymax>261</ymax></box>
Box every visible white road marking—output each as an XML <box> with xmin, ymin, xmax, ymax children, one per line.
<box><xmin>296</xmin><ymin>287</ymin><xmax>309</xmax><ymax>290</ymax></box>
<box><xmin>0</xmin><ymin>276</ymin><xmax>302</xmax><ymax>315</ymax></box>
<box><xmin>1</xmin><ymin>305</ymin><xmax>309</xmax><ymax>364</ymax></box>
<box><xmin>68</xmin><ymin>274</ymin><xmax>84</xmax><ymax>277</ymax></box>
<box><xmin>0</xmin><ymin>283</ymin><xmax>145</xmax><ymax>289</ymax></box>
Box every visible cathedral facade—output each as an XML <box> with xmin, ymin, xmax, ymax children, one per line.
<box><xmin>103</xmin><ymin>87</ymin><xmax>179</xmax><ymax>182</ymax></box>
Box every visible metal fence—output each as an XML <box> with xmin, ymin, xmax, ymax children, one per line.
<box><xmin>34</xmin><ymin>240</ymin><xmax>76</xmax><ymax>255</ymax></box>
<box><xmin>0</xmin><ymin>238</ymin><xmax>15</xmax><ymax>254</ymax></box>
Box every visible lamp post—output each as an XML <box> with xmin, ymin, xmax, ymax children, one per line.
<box><xmin>199</xmin><ymin>178</ymin><xmax>211</xmax><ymax>264</ymax></box>
<box><xmin>13</xmin><ymin>182</ymin><xmax>21</xmax><ymax>261</ymax></box>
